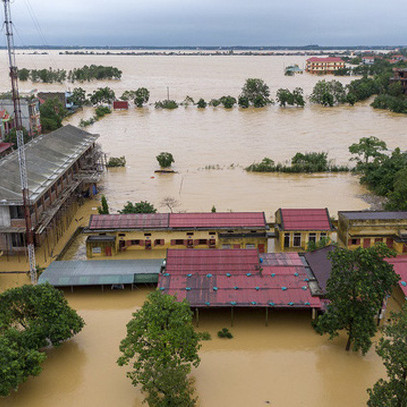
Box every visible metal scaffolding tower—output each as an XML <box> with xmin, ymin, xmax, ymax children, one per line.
<box><xmin>3</xmin><ymin>0</ymin><xmax>37</xmax><ymax>283</ymax></box>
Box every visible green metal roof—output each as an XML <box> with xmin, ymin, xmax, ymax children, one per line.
<box><xmin>39</xmin><ymin>259</ymin><xmax>163</xmax><ymax>287</ymax></box>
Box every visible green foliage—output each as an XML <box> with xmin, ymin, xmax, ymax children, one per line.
<box><xmin>306</xmin><ymin>237</ymin><xmax>332</xmax><ymax>252</ymax></box>
<box><xmin>211</xmin><ymin>205</ymin><xmax>216</xmax><ymax>213</ymax></box>
<box><xmin>68</xmin><ymin>65</ymin><xmax>122</xmax><ymax>82</ymax></box>
<box><xmin>310</xmin><ymin>80</ymin><xmax>346</xmax><ymax>106</ymax></box>
<box><xmin>209</xmin><ymin>99</ymin><xmax>221</xmax><ymax>107</ymax></box>
<box><xmin>156</xmin><ymin>152</ymin><xmax>175</xmax><ymax>168</ymax></box>
<box><xmin>346</xmin><ymin>77</ymin><xmax>379</xmax><ymax>102</ymax></box>
<box><xmin>253</xmin><ymin>95</ymin><xmax>269</xmax><ymax>108</ymax></box>
<box><xmin>313</xmin><ymin>245</ymin><xmax>399</xmax><ymax>354</ymax></box>
<box><xmin>385</xmin><ymin>168</ymin><xmax>407</xmax><ymax>211</ymax></box>
<box><xmin>349</xmin><ymin>136</ymin><xmax>388</xmax><ymax>167</ymax></box>
<box><xmin>67</xmin><ymin>87</ymin><xmax>88</xmax><ymax>107</ymax></box>
<box><xmin>276</xmin><ymin>88</ymin><xmax>305</xmax><ymax>107</ymax></box>
<box><xmin>95</xmin><ymin>105</ymin><xmax>111</xmax><ymax>118</ymax></box>
<box><xmin>238</xmin><ymin>96</ymin><xmax>249</xmax><ymax>108</ymax></box>
<box><xmin>98</xmin><ymin>195</ymin><xmax>110</xmax><ymax>214</ymax></box>
<box><xmin>219</xmin><ymin>95</ymin><xmax>237</xmax><ymax>108</ymax></box>
<box><xmin>79</xmin><ymin>117</ymin><xmax>96</xmax><ymax>128</ymax></box>
<box><xmin>119</xmin><ymin>201</ymin><xmax>157</xmax><ymax>214</ymax></box>
<box><xmin>106</xmin><ymin>156</ymin><xmax>126</xmax><ymax>168</ymax></box>
<box><xmin>241</xmin><ymin>78</ymin><xmax>271</xmax><ymax>105</ymax></box>
<box><xmin>155</xmin><ymin>100</ymin><xmax>179</xmax><ymax>109</ymax></box>
<box><xmin>134</xmin><ymin>87</ymin><xmax>150</xmax><ymax>107</ymax></box>
<box><xmin>0</xmin><ymin>284</ymin><xmax>84</xmax><ymax>396</ymax></box>
<box><xmin>367</xmin><ymin>305</ymin><xmax>407</xmax><ymax>407</ymax></box>
<box><xmin>29</xmin><ymin>68</ymin><xmax>66</xmax><ymax>83</ymax></box>
<box><xmin>117</xmin><ymin>291</ymin><xmax>201</xmax><ymax>407</ymax></box>
<box><xmin>246</xmin><ymin>157</ymin><xmax>275</xmax><ymax>172</ymax></box>
<box><xmin>199</xmin><ymin>331</ymin><xmax>211</xmax><ymax>341</ymax></box>
<box><xmin>217</xmin><ymin>328</ymin><xmax>233</xmax><ymax>339</ymax></box>
<box><xmin>40</xmin><ymin>97</ymin><xmax>67</xmax><ymax>133</ymax></box>
<box><xmin>89</xmin><ymin>87</ymin><xmax>116</xmax><ymax>105</ymax></box>
<box><xmin>333</xmin><ymin>67</ymin><xmax>351</xmax><ymax>76</ymax></box>
<box><xmin>17</xmin><ymin>68</ymin><xmax>30</xmax><ymax>81</ymax></box>
<box><xmin>197</xmin><ymin>98</ymin><xmax>207</xmax><ymax>108</ymax></box>
<box><xmin>120</xmin><ymin>90</ymin><xmax>137</xmax><ymax>101</ymax></box>
<box><xmin>181</xmin><ymin>96</ymin><xmax>195</xmax><ymax>107</ymax></box>
<box><xmin>371</xmin><ymin>94</ymin><xmax>407</xmax><ymax>114</ymax></box>
<box><xmin>4</xmin><ymin>127</ymin><xmax>29</xmax><ymax>149</ymax></box>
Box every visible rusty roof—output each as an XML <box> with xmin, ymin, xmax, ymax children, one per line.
<box><xmin>88</xmin><ymin>213</ymin><xmax>169</xmax><ymax>230</ymax></box>
<box><xmin>158</xmin><ymin>250</ymin><xmax>321</xmax><ymax>309</ymax></box>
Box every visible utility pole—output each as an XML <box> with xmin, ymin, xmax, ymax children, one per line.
<box><xmin>3</xmin><ymin>0</ymin><xmax>37</xmax><ymax>283</ymax></box>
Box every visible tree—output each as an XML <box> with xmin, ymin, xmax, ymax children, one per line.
<box><xmin>313</xmin><ymin>245</ymin><xmax>399</xmax><ymax>354</ymax></box>
<box><xmin>197</xmin><ymin>98</ymin><xmax>207</xmax><ymax>108</ymax></box>
<box><xmin>367</xmin><ymin>305</ymin><xmax>407</xmax><ymax>407</ymax></box>
<box><xmin>292</xmin><ymin>87</ymin><xmax>305</xmax><ymax>107</ymax></box>
<box><xmin>310</xmin><ymin>80</ymin><xmax>346</xmax><ymax>106</ymax></box>
<box><xmin>120</xmin><ymin>90</ymin><xmax>137</xmax><ymax>101</ymax></box>
<box><xmin>18</xmin><ymin>68</ymin><xmax>30</xmax><ymax>81</ymax></box>
<box><xmin>67</xmin><ymin>87</ymin><xmax>88</xmax><ymax>107</ymax></box>
<box><xmin>276</xmin><ymin>88</ymin><xmax>293</xmax><ymax>107</ymax></box>
<box><xmin>4</xmin><ymin>127</ymin><xmax>29</xmax><ymax>149</ymax></box>
<box><xmin>211</xmin><ymin>205</ymin><xmax>216</xmax><ymax>213</ymax></box>
<box><xmin>119</xmin><ymin>201</ymin><xmax>157</xmax><ymax>214</ymax></box>
<box><xmin>117</xmin><ymin>291</ymin><xmax>202</xmax><ymax>407</ymax></box>
<box><xmin>134</xmin><ymin>87</ymin><xmax>150</xmax><ymax>107</ymax></box>
<box><xmin>0</xmin><ymin>284</ymin><xmax>84</xmax><ymax>396</ymax></box>
<box><xmin>156</xmin><ymin>152</ymin><xmax>174</xmax><ymax>168</ymax></box>
<box><xmin>349</xmin><ymin>136</ymin><xmax>388</xmax><ymax>167</ymax></box>
<box><xmin>385</xmin><ymin>168</ymin><xmax>407</xmax><ymax>211</ymax></box>
<box><xmin>98</xmin><ymin>195</ymin><xmax>109</xmax><ymax>214</ymax></box>
<box><xmin>238</xmin><ymin>96</ymin><xmax>249</xmax><ymax>108</ymax></box>
<box><xmin>89</xmin><ymin>87</ymin><xmax>116</xmax><ymax>105</ymax></box>
<box><xmin>241</xmin><ymin>78</ymin><xmax>270</xmax><ymax>104</ymax></box>
<box><xmin>219</xmin><ymin>95</ymin><xmax>236</xmax><ymax>109</ymax></box>
<box><xmin>160</xmin><ymin>197</ymin><xmax>180</xmax><ymax>213</ymax></box>
<box><xmin>40</xmin><ymin>97</ymin><xmax>67</xmax><ymax>133</ymax></box>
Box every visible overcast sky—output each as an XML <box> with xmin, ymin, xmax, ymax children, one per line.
<box><xmin>3</xmin><ymin>0</ymin><xmax>407</xmax><ymax>47</ymax></box>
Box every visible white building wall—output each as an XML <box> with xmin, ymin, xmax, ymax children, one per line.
<box><xmin>0</xmin><ymin>206</ymin><xmax>11</xmax><ymax>227</ymax></box>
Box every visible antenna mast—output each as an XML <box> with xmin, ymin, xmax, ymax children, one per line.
<box><xmin>3</xmin><ymin>0</ymin><xmax>37</xmax><ymax>283</ymax></box>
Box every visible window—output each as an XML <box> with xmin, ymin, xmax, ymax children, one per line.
<box><xmin>154</xmin><ymin>239</ymin><xmax>164</xmax><ymax>246</ymax></box>
<box><xmin>320</xmin><ymin>232</ymin><xmax>327</xmax><ymax>241</ymax></box>
<box><xmin>284</xmin><ymin>233</ymin><xmax>290</xmax><ymax>248</ymax></box>
<box><xmin>250</xmin><ymin>230</ymin><xmax>257</xmax><ymax>233</ymax></box>
<box><xmin>198</xmin><ymin>239</ymin><xmax>208</xmax><ymax>245</ymax></box>
<box><xmin>308</xmin><ymin>233</ymin><xmax>317</xmax><ymax>243</ymax></box>
<box><xmin>222</xmin><ymin>244</ymin><xmax>231</xmax><ymax>249</ymax></box>
<box><xmin>118</xmin><ymin>233</ymin><xmax>126</xmax><ymax>237</ymax></box>
<box><xmin>246</xmin><ymin>243</ymin><xmax>255</xmax><ymax>249</ymax></box>
<box><xmin>9</xmin><ymin>206</ymin><xmax>24</xmax><ymax>219</ymax></box>
<box><xmin>144</xmin><ymin>233</ymin><xmax>151</xmax><ymax>237</ymax></box>
<box><xmin>293</xmin><ymin>233</ymin><xmax>301</xmax><ymax>247</ymax></box>
<box><xmin>187</xmin><ymin>232</ymin><xmax>194</xmax><ymax>236</ymax></box>
<box><xmin>131</xmin><ymin>240</ymin><xmax>140</xmax><ymax>245</ymax></box>
<box><xmin>175</xmin><ymin>239</ymin><xmax>184</xmax><ymax>245</ymax></box>
<box><xmin>11</xmin><ymin>233</ymin><xmax>25</xmax><ymax>247</ymax></box>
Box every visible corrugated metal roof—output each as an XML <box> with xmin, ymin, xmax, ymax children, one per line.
<box><xmin>88</xmin><ymin>213</ymin><xmax>169</xmax><ymax>230</ymax></box>
<box><xmin>158</xmin><ymin>250</ymin><xmax>321</xmax><ymax>309</ymax></box>
<box><xmin>0</xmin><ymin>124</ymin><xmax>98</xmax><ymax>205</ymax></box>
<box><xmin>169</xmin><ymin>212</ymin><xmax>267</xmax><ymax>229</ymax></box>
<box><xmin>280</xmin><ymin>208</ymin><xmax>331</xmax><ymax>231</ymax></box>
<box><xmin>385</xmin><ymin>256</ymin><xmax>407</xmax><ymax>297</ymax></box>
<box><xmin>39</xmin><ymin>259</ymin><xmax>163</xmax><ymax>287</ymax></box>
<box><xmin>88</xmin><ymin>212</ymin><xmax>267</xmax><ymax>231</ymax></box>
<box><xmin>339</xmin><ymin>211</ymin><xmax>407</xmax><ymax>221</ymax></box>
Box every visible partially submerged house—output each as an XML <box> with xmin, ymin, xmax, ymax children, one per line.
<box><xmin>0</xmin><ymin>124</ymin><xmax>102</xmax><ymax>258</ymax></box>
<box><xmin>274</xmin><ymin>208</ymin><xmax>334</xmax><ymax>251</ymax></box>
<box><xmin>338</xmin><ymin>211</ymin><xmax>407</xmax><ymax>253</ymax></box>
<box><xmin>85</xmin><ymin>212</ymin><xmax>269</xmax><ymax>258</ymax></box>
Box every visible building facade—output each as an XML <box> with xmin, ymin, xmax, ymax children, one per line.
<box><xmin>274</xmin><ymin>208</ymin><xmax>334</xmax><ymax>251</ymax></box>
<box><xmin>305</xmin><ymin>57</ymin><xmax>345</xmax><ymax>74</ymax></box>
<box><xmin>85</xmin><ymin>212</ymin><xmax>269</xmax><ymax>258</ymax></box>
<box><xmin>0</xmin><ymin>124</ymin><xmax>103</xmax><ymax>258</ymax></box>
<box><xmin>337</xmin><ymin>211</ymin><xmax>407</xmax><ymax>253</ymax></box>
<box><xmin>390</xmin><ymin>68</ymin><xmax>407</xmax><ymax>95</ymax></box>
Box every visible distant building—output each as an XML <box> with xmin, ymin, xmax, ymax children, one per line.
<box><xmin>274</xmin><ymin>208</ymin><xmax>334</xmax><ymax>251</ymax></box>
<box><xmin>84</xmin><ymin>212</ymin><xmax>269</xmax><ymax>258</ymax></box>
<box><xmin>0</xmin><ymin>124</ymin><xmax>103</xmax><ymax>257</ymax></box>
<box><xmin>337</xmin><ymin>211</ymin><xmax>407</xmax><ymax>254</ymax></box>
<box><xmin>390</xmin><ymin>68</ymin><xmax>407</xmax><ymax>95</ymax></box>
<box><xmin>0</xmin><ymin>96</ymin><xmax>41</xmax><ymax>136</ymax></box>
<box><xmin>362</xmin><ymin>56</ymin><xmax>375</xmax><ymax>65</ymax></box>
<box><xmin>305</xmin><ymin>57</ymin><xmax>345</xmax><ymax>74</ymax></box>
<box><xmin>113</xmin><ymin>100</ymin><xmax>129</xmax><ymax>110</ymax></box>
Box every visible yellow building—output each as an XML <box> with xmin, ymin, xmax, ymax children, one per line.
<box><xmin>305</xmin><ymin>57</ymin><xmax>345</xmax><ymax>74</ymax></box>
<box><xmin>338</xmin><ymin>211</ymin><xmax>407</xmax><ymax>253</ymax></box>
<box><xmin>85</xmin><ymin>212</ymin><xmax>269</xmax><ymax>258</ymax></box>
<box><xmin>274</xmin><ymin>208</ymin><xmax>334</xmax><ymax>251</ymax></box>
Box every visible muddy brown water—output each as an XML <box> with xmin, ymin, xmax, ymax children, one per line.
<box><xmin>0</xmin><ymin>52</ymin><xmax>406</xmax><ymax>406</ymax></box>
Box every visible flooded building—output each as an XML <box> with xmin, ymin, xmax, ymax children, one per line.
<box><xmin>274</xmin><ymin>208</ymin><xmax>334</xmax><ymax>251</ymax></box>
<box><xmin>305</xmin><ymin>57</ymin><xmax>345</xmax><ymax>74</ymax></box>
<box><xmin>0</xmin><ymin>124</ymin><xmax>102</xmax><ymax>258</ymax></box>
<box><xmin>390</xmin><ymin>68</ymin><xmax>407</xmax><ymax>95</ymax></box>
<box><xmin>85</xmin><ymin>212</ymin><xmax>269</xmax><ymax>258</ymax></box>
<box><xmin>337</xmin><ymin>211</ymin><xmax>407</xmax><ymax>253</ymax></box>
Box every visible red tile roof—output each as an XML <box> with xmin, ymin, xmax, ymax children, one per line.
<box><xmin>88</xmin><ymin>212</ymin><xmax>267</xmax><ymax>230</ymax></box>
<box><xmin>169</xmin><ymin>212</ymin><xmax>266</xmax><ymax>229</ymax></box>
<box><xmin>385</xmin><ymin>256</ymin><xmax>407</xmax><ymax>297</ymax></box>
<box><xmin>88</xmin><ymin>213</ymin><xmax>169</xmax><ymax>230</ymax></box>
<box><xmin>113</xmin><ymin>101</ymin><xmax>129</xmax><ymax>110</ymax></box>
<box><xmin>158</xmin><ymin>250</ymin><xmax>321</xmax><ymax>309</ymax></box>
<box><xmin>307</xmin><ymin>57</ymin><xmax>344</xmax><ymax>63</ymax></box>
<box><xmin>0</xmin><ymin>142</ymin><xmax>12</xmax><ymax>154</ymax></box>
<box><xmin>279</xmin><ymin>208</ymin><xmax>332</xmax><ymax>231</ymax></box>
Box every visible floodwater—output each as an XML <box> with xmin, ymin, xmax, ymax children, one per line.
<box><xmin>1</xmin><ymin>51</ymin><xmax>407</xmax><ymax>406</ymax></box>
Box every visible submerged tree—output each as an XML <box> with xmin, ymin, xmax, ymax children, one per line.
<box><xmin>40</xmin><ymin>97</ymin><xmax>67</xmax><ymax>133</ymax></box>
<box><xmin>313</xmin><ymin>244</ymin><xmax>399</xmax><ymax>354</ymax></box>
<box><xmin>134</xmin><ymin>87</ymin><xmax>150</xmax><ymax>107</ymax></box>
<box><xmin>240</xmin><ymin>78</ymin><xmax>271</xmax><ymax>105</ymax></box>
<box><xmin>67</xmin><ymin>87</ymin><xmax>88</xmax><ymax>107</ymax></box>
<box><xmin>367</xmin><ymin>305</ymin><xmax>407</xmax><ymax>407</ymax></box>
<box><xmin>310</xmin><ymin>80</ymin><xmax>346</xmax><ymax>106</ymax></box>
<box><xmin>0</xmin><ymin>284</ymin><xmax>84</xmax><ymax>396</ymax></box>
<box><xmin>156</xmin><ymin>152</ymin><xmax>175</xmax><ymax>168</ymax></box>
<box><xmin>89</xmin><ymin>87</ymin><xmax>116</xmax><ymax>105</ymax></box>
<box><xmin>119</xmin><ymin>201</ymin><xmax>157</xmax><ymax>214</ymax></box>
<box><xmin>117</xmin><ymin>291</ymin><xmax>202</xmax><ymax>407</ymax></box>
<box><xmin>349</xmin><ymin>136</ymin><xmax>388</xmax><ymax>168</ymax></box>
<box><xmin>98</xmin><ymin>195</ymin><xmax>110</xmax><ymax>214</ymax></box>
